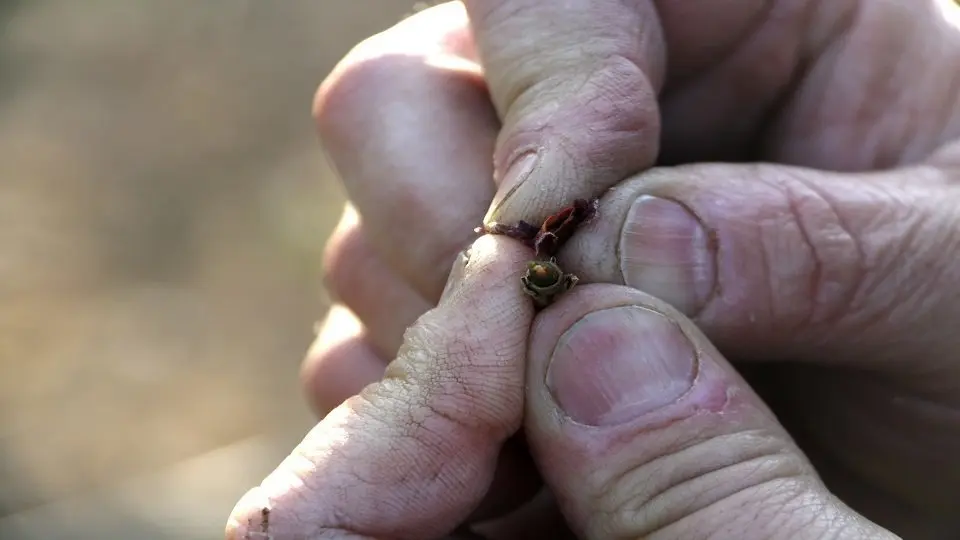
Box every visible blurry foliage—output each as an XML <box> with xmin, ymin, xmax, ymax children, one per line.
<box><xmin>0</xmin><ymin>1</ymin><xmax>411</xmax><ymax>536</ymax></box>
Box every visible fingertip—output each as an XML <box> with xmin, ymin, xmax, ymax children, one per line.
<box><xmin>224</xmin><ymin>486</ymin><xmax>271</xmax><ymax>540</ymax></box>
<box><xmin>442</xmin><ymin>232</ymin><xmax>535</xmax><ymax>304</ymax></box>
<box><xmin>464</xmin><ymin>0</ymin><xmax>665</xmax><ymax>226</ymax></box>
<box><xmin>484</xmin><ymin>57</ymin><xmax>661</xmax><ymax>226</ymax></box>
<box><xmin>301</xmin><ymin>305</ymin><xmax>387</xmax><ymax>417</ymax></box>
<box><xmin>471</xmin><ymin>229</ymin><xmax>529</xmax><ymax>265</ymax></box>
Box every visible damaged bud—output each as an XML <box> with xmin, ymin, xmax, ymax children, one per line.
<box><xmin>477</xmin><ymin>197</ymin><xmax>599</xmax><ymax>308</ymax></box>
<box><xmin>532</xmin><ymin>197</ymin><xmax>598</xmax><ymax>257</ymax></box>
<box><xmin>475</xmin><ymin>198</ymin><xmax>598</xmax><ymax>259</ymax></box>
<box><xmin>521</xmin><ymin>258</ymin><xmax>579</xmax><ymax>308</ymax></box>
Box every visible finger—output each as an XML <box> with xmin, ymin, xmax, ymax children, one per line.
<box><xmin>321</xmin><ymin>205</ymin><xmax>543</xmax><ymax>521</ymax></box>
<box><xmin>466</xmin><ymin>0</ymin><xmax>960</xmax><ymax>225</ymax></box>
<box><xmin>560</xmin><ymin>161</ymin><xmax>960</xmax><ymax>525</ymax></box>
<box><xmin>323</xmin><ymin>204</ymin><xmax>432</xmax><ymax>358</ymax></box>
<box><xmin>462</xmin><ymin>0</ymin><xmax>665</xmax><ymax>226</ymax></box>
<box><xmin>560</xmin><ymin>161</ymin><xmax>960</xmax><ymax>374</ymax></box>
<box><xmin>226</xmin><ymin>235</ymin><xmax>534</xmax><ymax>540</ymax></box>
<box><xmin>315</xmin><ymin>2</ymin><xmax>500</xmax><ymax>301</ymax></box>
<box><xmin>523</xmin><ymin>284</ymin><xmax>897</xmax><ymax>540</ymax></box>
<box><xmin>300</xmin><ymin>304</ymin><xmax>387</xmax><ymax>418</ymax></box>
<box><xmin>319</xmin><ymin>223</ymin><xmax>543</xmax><ymax>522</ymax></box>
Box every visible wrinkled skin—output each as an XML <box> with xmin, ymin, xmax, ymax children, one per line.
<box><xmin>226</xmin><ymin>1</ymin><xmax>960</xmax><ymax>539</ymax></box>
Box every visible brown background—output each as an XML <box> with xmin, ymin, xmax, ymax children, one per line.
<box><xmin>0</xmin><ymin>1</ymin><xmax>423</xmax><ymax>538</ymax></box>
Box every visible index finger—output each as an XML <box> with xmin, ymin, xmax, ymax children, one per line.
<box><xmin>225</xmin><ymin>235</ymin><xmax>534</xmax><ymax>539</ymax></box>
<box><xmin>315</xmin><ymin>2</ymin><xmax>500</xmax><ymax>301</ymax></box>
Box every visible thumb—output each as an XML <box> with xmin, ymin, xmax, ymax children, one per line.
<box><xmin>461</xmin><ymin>0</ymin><xmax>665</xmax><ymax>225</ymax></box>
<box><xmin>560</xmin><ymin>162</ymin><xmax>960</xmax><ymax>371</ymax></box>
<box><xmin>522</xmin><ymin>284</ymin><xmax>897</xmax><ymax>540</ymax></box>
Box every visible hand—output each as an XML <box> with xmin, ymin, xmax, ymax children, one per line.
<box><xmin>226</xmin><ymin>0</ymin><xmax>960</xmax><ymax>538</ymax></box>
<box><xmin>227</xmin><ymin>235</ymin><xmax>898</xmax><ymax>539</ymax></box>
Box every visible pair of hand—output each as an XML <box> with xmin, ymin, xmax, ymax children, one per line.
<box><xmin>226</xmin><ymin>1</ymin><xmax>960</xmax><ymax>538</ymax></box>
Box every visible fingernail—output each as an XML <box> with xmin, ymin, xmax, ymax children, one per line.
<box><xmin>489</xmin><ymin>151</ymin><xmax>539</xmax><ymax>214</ymax></box>
<box><xmin>439</xmin><ymin>249</ymin><xmax>471</xmax><ymax>302</ymax></box>
<box><xmin>546</xmin><ymin>306</ymin><xmax>696</xmax><ymax>426</ymax></box>
<box><xmin>620</xmin><ymin>195</ymin><xmax>715</xmax><ymax>316</ymax></box>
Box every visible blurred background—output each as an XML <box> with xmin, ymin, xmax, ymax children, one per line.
<box><xmin>0</xmin><ymin>1</ymin><xmax>423</xmax><ymax>538</ymax></box>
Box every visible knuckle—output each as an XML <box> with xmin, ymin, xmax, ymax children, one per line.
<box><xmin>573</xmin><ymin>55</ymin><xmax>661</xmax><ymax>162</ymax></box>
<box><xmin>314</xmin><ymin>4</ymin><xmax>470</xmax><ymax>141</ymax></box>
<box><xmin>517</xmin><ymin>52</ymin><xmax>654</xmax><ymax>129</ymax></box>
<box><xmin>504</xmin><ymin>53</ymin><xmax>660</xmax><ymax>177</ymax></box>
<box><xmin>755</xmin><ymin>167</ymin><xmax>870</xmax><ymax>331</ymax></box>
<box><xmin>299</xmin><ymin>342</ymin><xmax>338</xmax><ymax>417</ymax></box>
<box><xmin>299</xmin><ymin>305</ymin><xmax>366</xmax><ymax>417</ymax></box>
<box><xmin>321</xmin><ymin>214</ymin><xmax>366</xmax><ymax>303</ymax></box>
<box><xmin>312</xmin><ymin>48</ymin><xmax>387</xmax><ymax>144</ymax></box>
<box><xmin>312</xmin><ymin>26</ymin><xmax>416</xmax><ymax>143</ymax></box>
<box><xmin>764</xmin><ymin>169</ymin><xmax>955</xmax><ymax>346</ymax></box>
<box><xmin>589</xmin><ymin>430</ymin><xmax>811</xmax><ymax>538</ymax></box>
<box><xmin>840</xmin><ymin>178</ymin><xmax>954</xmax><ymax>336</ymax></box>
